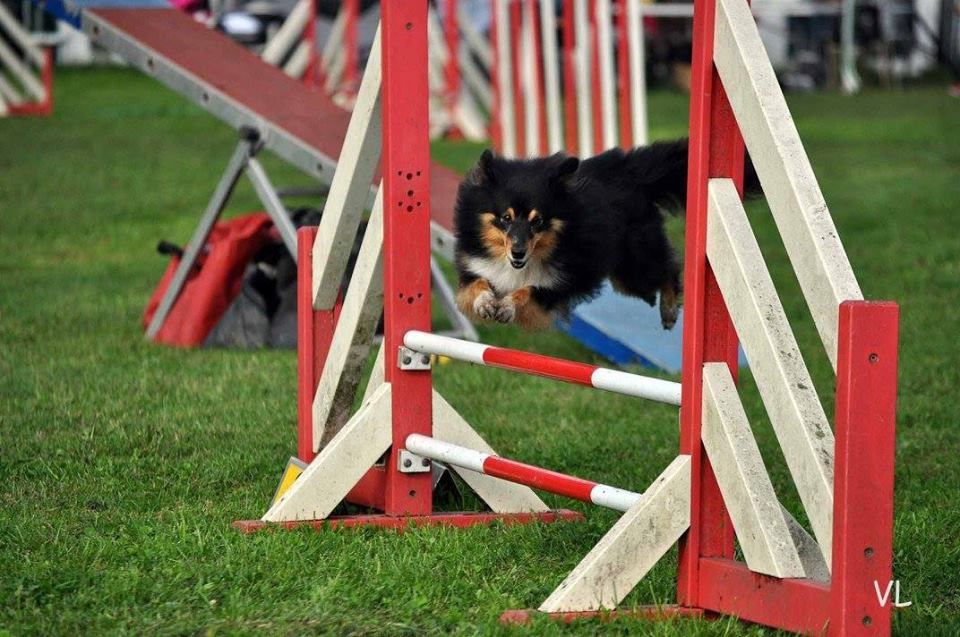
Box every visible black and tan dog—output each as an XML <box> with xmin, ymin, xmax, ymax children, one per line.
<box><xmin>454</xmin><ymin>139</ymin><xmax>693</xmax><ymax>331</ymax></box>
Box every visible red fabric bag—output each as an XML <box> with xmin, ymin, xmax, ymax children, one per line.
<box><xmin>142</xmin><ymin>212</ymin><xmax>275</xmax><ymax>347</ymax></box>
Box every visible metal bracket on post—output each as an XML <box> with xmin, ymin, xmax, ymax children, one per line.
<box><xmin>398</xmin><ymin>449</ymin><xmax>432</xmax><ymax>473</ymax></box>
<box><xmin>398</xmin><ymin>346</ymin><xmax>432</xmax><ymax>371</ymax></box>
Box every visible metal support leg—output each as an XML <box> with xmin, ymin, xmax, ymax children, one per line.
<box><xmin>145</xmin><ymin>137</ymin><xmax>254</xmax><ymax>339</ymax></box>
<box><xmin>431</xmin><ymin>257</ymin><xmax>478</xmax><ymax>341</ymax></box>
<box><xmin>247</xmin><ymin>157</ymin><xmax>299</xmax><ymax>260</ymax></box>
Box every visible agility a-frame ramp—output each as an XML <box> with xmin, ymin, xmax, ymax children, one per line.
<box><xmin>238</xmin><ymin>1</ymin><xmax>900</xmax><ymax>634</ymax></box>
<box><xmin>37</xmin><ymin>2</ymin><xmax>475</xmax><ymax>343</ymax></box>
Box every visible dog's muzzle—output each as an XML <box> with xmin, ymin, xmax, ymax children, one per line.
<box><xmin>509</xmin><ymin>251</ymin><xmax>528</xmax><ymax>269</ymax></box>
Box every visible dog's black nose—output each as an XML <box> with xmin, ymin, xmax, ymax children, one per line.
<box><xmin>510</xmin><ymin>247</ymin><xmax>526</xmax><ymax>259</ymax></box>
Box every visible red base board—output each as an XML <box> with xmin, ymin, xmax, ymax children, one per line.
<box><xmin>233</xmin><ymin>509</ymin><xmax>584</xmax><ymax>533</ymax></box>
<box><xmin>500</xmin><ymin>605</ymin><xmax>705</xmax><ymax>625</ymax></box>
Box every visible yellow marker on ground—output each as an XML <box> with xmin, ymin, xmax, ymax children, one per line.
<box><xmin>270</xmin><ymin>457</ymin><xmax>308</xmax><ymax>506</ymax></box>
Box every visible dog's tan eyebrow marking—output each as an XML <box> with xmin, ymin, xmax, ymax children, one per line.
<box><xmin>504</xmin><ymin>207</ymin><xmax>515</xmax><ymax>221</ymax></box>
<box><xmin>528</xmin><ymin>209</ymin><xmax>540</xmax><ymax>222</ymax></box>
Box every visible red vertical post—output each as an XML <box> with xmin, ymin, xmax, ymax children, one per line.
<box><xmin>831</xmin><ymin>301</ymin><xmax>899</xmax><ymax>636</ymax></box>
<box><xmin>381</xmin><ymin>1</ymin><xmax>434</xmax><ymax>516</ymax></box>
<box><xmin>561</xmin><ymin>0</ymin><xmax>578</xmax><ymax>154</ymax></box>
<box><xmin>443</xmin><ymin>0</ymin><xmax>461</xmax><ymax>122</ymax></box>
<box><xmin>303</xmin><ymin>0</ymin><xmax>319</xmax><ymax>88</ymax></box>
<box><xmin>676</xmin><ymin>0</ymin><xmax>745</xmax><ymax>609</ymax></box>
<box><xmin>510</xmin><ymin>0</ymin><xmax>526</xmax><ymax>156</ymax></box>
<box><xmin>296</xmin><ymin>227</ymin><xmax>340</xmax><ymax>463</ymax></box>
<box><xmin>343</xmin><ymin>0</ymin><xmax>360</xmax><ymax>94</ymax></box>
<box><xmin>530</xmin><ymin>0</ymin><xmax>548</xmax><ymax>155</ymax></box>
<box><xmin>615</xmin><ymin>0</ymin><xmax>632</xmax><ymax>148</ymax></box>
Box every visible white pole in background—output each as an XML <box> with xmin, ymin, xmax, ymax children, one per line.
<box><xmin>522</xmin><ymin>0</ymin><xmax>540</xmax><ymax>156</ymax></box>
<box><xmin>626</xmin><ymin>0</ymin><xmax>648</xmax><ymax>145</ymax></box>
<box><xmin>595</xmin><ymin>0</ymin><xmax>618</xmax><ymax>150</ymax></box>
<box><xmin>495</xmin><ymin>0</ymin><xmax>518</xmax><ymax>157</ymax></box>
<box><xmin>540</xmin><ymin>0</ymin><xmax>564</xmax><ymax>154</ymax></box>
<box><xmin>573</xmin><ymin>0</ymin><xmax>593</xmax><ymax>157</ymax></box>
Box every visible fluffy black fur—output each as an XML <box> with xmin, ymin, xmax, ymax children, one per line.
<box><xmin>454</xmin><ymin>138</ymin><xmax>697</xmax><ymax>329</ymax></box>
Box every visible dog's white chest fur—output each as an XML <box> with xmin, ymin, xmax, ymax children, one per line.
<box><xmin>463</xmin><ymin>255</ymin><xmax>563</xmax><ymax>295</ymax></box>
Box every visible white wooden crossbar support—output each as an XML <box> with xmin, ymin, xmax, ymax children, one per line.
<box><xmin>264</xmin><ymin>384</ymin><xmax>393</xmax><ymax>522</ymax></box>
<box><xmin>573</xmin><ymin>0</ymin><xmax>593</xmax><ymax>157</ymax></box>
<box><xmin>0</xmin><ymin>35</ymin><xmax>45</xmax><ymax>101</ymax></box>
<box><xmin>0</xmin><ymin>3</ymin><xmax>45</xmax><ymax>67</ymax></box>
<box><xmin>321</xmin><ymin>4</ymin><xmax>347</xmax><ymax>75</ymax></box>
<box><xmin>539</xmin><ymin>455</ymin><xmax>691</xmax><ymax>612</ymax></box>
<box><xmin>0</xmin><ymin>73</ymin><xmax>25</xmax><ymax>106</ymax></box>
<box><xmin>261</xmin><ymin>0</ymin><xmax>310</xmax><ymax>66</ymax></box>
<box><xmin>714</xmin><ymin>0</ymin><xmax>862</xmax><ymax>369</ymax></box>
<box><xmin>312</xmin><ymin>26</ymin><xmax>382</xmax><ymax>310</ymax></box>
<box><xmin>539</xmin><ymin>0</ymin><xmax>563</xmax><ymax>153</ymax></box>
<box><xmin>702</xmin><ymin>363</ymin><xmax>804</xmax><ymax>578</ymax></box>
<box><xmin>458</xmin><ymin>5</ymin><xmax>493</xmax><ymax>70</ymax></box>
<box><xmin>595</xmin><ymin>0</ymin><xmax>617</xmax><ymax>151</ymax></box>
<box><xmin>313</xmin><ymin>186</ymin><xmax>385</xmax><ymax>451</ymax></box>
<box><xmin>283</xmin><ymin>41</ymin><xmax>311</xmax><ymax>79</ymax></box>
<box><xmin>493</xmin><ymin>0</ymin><xmax>517</xmax><ymax>158</ymax></box>
<box><xmin>706</xmin><ymin>178</ymin><xmax>834</xmax><ymax>567</ymax></box>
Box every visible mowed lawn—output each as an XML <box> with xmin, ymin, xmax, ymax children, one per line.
<box><xmin>1</xmin><ymin>68</ymin><xmax>958</xmax><ymax>636</ymax></box>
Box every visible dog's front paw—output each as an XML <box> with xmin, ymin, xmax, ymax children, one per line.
<box><xmin>473</xmin><ymin>290</ymin><xmax>500</xmax><ymax>321</ymax></box>
<box><xmin>494</xmin><ymin>297</ymin><xmax>516</xmax><ymax>324</ymax></box>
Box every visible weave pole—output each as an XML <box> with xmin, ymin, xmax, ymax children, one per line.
<box><xmin>405</xmin><ymin>435</ymin><xmax>642</xmax><ymax>511</ymax></box>
<box><xmin>404</xmin><ymin>331</ymin><xmax>682</xmax><ymax>405</ymax></box>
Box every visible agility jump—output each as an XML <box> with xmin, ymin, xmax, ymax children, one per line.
<box><xmin>0</xmin><ymin>3</ymin><xmax>53</xmax><ymax>117</ymax></box>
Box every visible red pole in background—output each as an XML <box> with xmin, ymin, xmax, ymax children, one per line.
<box><xmin>509</xmin><ymin>0</ymin><xmax>526</xmax><ymax>157</ymax></box>
<box><xmin>676</xmin><ymin>0</ymin><xmax>745</xmax><ymax>610</ymax></box>
<box><xmin>443</xmin><ymin>0</ymin><xmax>462</xmax><ymax>132</ymax></box>
<box><xmin>615</xmin><ymin>0</ymin><xmax>632</xmax><ymax>148</ymax></box>
<box><xmin>380</xmin><ymin>1</ymin><xmax>434</xmax><ymax>515</ymax></box>
<box><xmin>302</xmin><ymin>0</ymin><xmax>320</xmax><ymax>88</ymax></box>
<box><xmin>561</xmin><ymin>0</ymin><xmax>578</xmax><ymax>155</ymax></box>
<box><xmin>343</xmin><ymin>0</ymin><xmax>360</xmax><ymax>95</ymax></box>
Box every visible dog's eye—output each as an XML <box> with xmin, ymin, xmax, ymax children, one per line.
<box><xmin>500</xmin><ymin>213</ymin><xmax>511</xmax><ymax>225</ymax></box>
<box><xmin>531</xmin><ymin>217</ymin><xmax>543</xmax><ymax>229</ymax></box>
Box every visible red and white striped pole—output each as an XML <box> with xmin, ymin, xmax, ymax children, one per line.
<box><xmin>405</xmin><ymin>434</ymin><xmax>642</xmax><ymax>511</ymax></box>
<box><xmin>403</xmin><ymin>331</ymin><xmax>682</xmax><ymax>405</ymax></box>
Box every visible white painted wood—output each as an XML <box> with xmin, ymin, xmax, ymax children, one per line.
<box><xmin>781</xmin><ymin>505</ymin><xmax>830</xmax><ymax>583</ymax></box>
<box><xmin>0</xmin><ymin>36</ymin><xmax>45</xmax><ymax>101</ymax></box>
<box><xmin>494</xmin><ymin>0</ymin><xmax>517</xmax><ymax>158</ymax></box>
<box><xmin>0</xmin><ymin>72</ymin><xmax>24</xmax><ymax>106</ymax></box>
<box><xmin>360</xmin><ymin>343</ymin><xmax>386</xmax><ymax>405</ymax></box>
<box><xmin>282</xmin><ymin>41</ymin><xmax>311</xmax><ymax>79</ymax></box>
<box><xmin>458</xmin><ymin>4</ymin><xmax>493</xmax><ymax>70</ymax></box>
<box><xmin>324</xmin><ymin>46</ymin><xmax>346</xmax><ymax>94</ymax></box>
<box><xmin>706</xmin><ymin>178</ymin><xmax>834</xmax><ymax>567</ymax></box>
<box><xmin>430</xmin><ymin>221</ymin><xmax>457</xmax><ymax>262</ymax></box>
<box><xmin>573</xmin><ymin>0</ymin><xmax>593</xmax><ymax>157</ymax></box>
<box><xmin>701</xmin><ymin>363</ymin><xmax>804</xmax><ymax>578</ymax></box>
<box><xmin>595</xmin><ymin>0</ymin><xmax>617</xmax><ymax>150</ymax></box>
<box><xmin>626</xmin><ymin>0</ymin><xmax>648</xmax><ymax>146</ymax></box>
<box><xmin>714</xmin><ymin>0</ymin><xmax>862</xmax><ymax>369</ymax></box>
<box><xmin>539</xmin><ymin>455</ymin><xmax>691</xmax><ymax>612</ymax></box>
<box><xmin>432</xmin><ymin>391</ymin><xmax>550</xmax><ymax>513</ymax></box>
<box><xmin>0</xmin><ymin>93</ymin><xmax>7</xmax><ymax>117</ymax></box>
<box><xmin>521</xmin><ymin>0</ymin><xmax>540</xmax><ymax>157</ymax></box>
<box><xmin>313</xmin><ymin>187</ymin><xmax>385</xmax><ymax>452</ymax></box>
<box><xmin>0</xmin><ymin>3</ymin><xmax>45</xmax><ymax>67</ymax></box>
<box><xmin>261</xmin><ymin>0</ymin><xmax>310</xmax><ymax>65</ymax></box>
<box><xmin>320</xmin><ymin>4</ymin><xmax>347</xmax><ymax>72</ymax></box>
<box><xmin>312</xmin><ymin>26</ymin><xmax>382</xmax><ymax>310</ymax></box>
<box><xmin>459</xmin><ymin>43</ymin><xmax>494</xmax><ymax>112</ymax></box>
<box><xmin>263</xmin><ymin>384</ymin><xmax>392</xmax><ymax>522</ymax></box>
<box><xmin>539</xmin><ymin>0</ymin><xmax>563</xmax><ymax>153</ymax></box>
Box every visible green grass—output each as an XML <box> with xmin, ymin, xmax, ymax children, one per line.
<box><xmin>1</xmin><ymin>67</ymin><xmax>959</xmax><ymax>635</ymax></box>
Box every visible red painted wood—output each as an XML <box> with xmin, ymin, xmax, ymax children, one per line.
<box><xmin>831</xmin><ymin>301</ymin><xmax>899</xmax><ymax>636</ymax></box>
<box><xmin>561</xmin><ymin>0</ymin><xmax>578</xmax><ymax>154</ymax></box>
<box><xmin>490</xmin><ymin>0</ymin><xmax>503</xmax><ymax>153</ymax></box>
<box><xmin>9</xmin><ymin>48</ymin><xmax>53</xmax><ymax>117</ymax></box>
<box><xmin>510</xmin><ymin>0</ymin><xmax>526</xmax><ymax>156</ymax></box>
<box><xmin>443</xmin><ymin>0</ymin><xmax>461</xmax><ymax>119</ymax></box>
<box><xmin>698</xmin><ymin>558</ymin><xmax>831</xmax><ymax>635</ymax></box>
<box><xmin>500</xmin><ymin>605</ymin><xmax>705</xmax><ymax>625</ymax></box>
<box><xmin>482</xmin><ymin>347</ymin><xmax>598</xmax><ymax>386</ymax></box>
<box><xmin>342</xmin><ymin>0</ymin><xmax>360</xmax><ymax>94</ymax></box>
<box><xmin>302</xmin><ymin>0</ymin><xmax>319</xmax><ymax>88</ymax></box>
<box><xmin>296</xmin><ymin>228</ymin><xmax>340</xmax><ymax>463</ymax></box>
<box><xmin>615</xmin><ymin>0</ymin><xmax>631</xmax><ymax>148</ymax></box>
<box><xmin>345</xmin><ymin>466</ymin><xmax>387</xmax><ymax>510</ymax></box>
<box><xmin>381</xmin><ymin>1</ymin><xmax>434</xmax><ymax>516</ymax></box>
<box><xmin>676</xmin><ymin>0</ymin><xmax>744</xmax><ymax>609</ymax></box>
<box><xmin>483</xmin><ymin>456</ymin><xmax>599</xmax><ymax>503</ymax></box>
<box><xmin>233</xmin><ymin>509</ymin><xmax>585</xmax><ymax>533</ymax></box>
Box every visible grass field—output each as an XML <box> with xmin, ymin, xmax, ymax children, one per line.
<box><xmin>1</xmin><ymin>67</ymin><xmax>959</xmax><ymax>636</ymax></box>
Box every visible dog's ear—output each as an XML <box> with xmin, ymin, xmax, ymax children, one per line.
<box><xmin>465</xmin><ymin>149</ymin><xmax>497</xmax><ymax>185</ymax></box>
<box><xmin>550</xmin><ymin>154</ymin><xmax>580</xmax><ymax>189</ymax></box>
